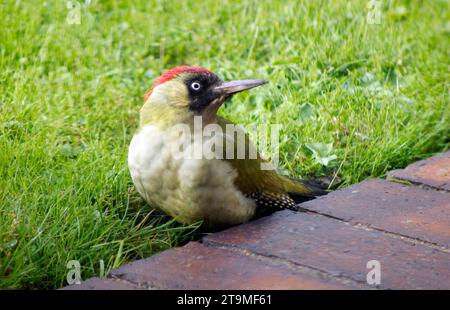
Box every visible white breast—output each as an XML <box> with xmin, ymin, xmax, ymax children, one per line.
<box><xmin>127</xmin><ymin>125</ymin><xmax>256</xmax><ymax>227</ymax></box>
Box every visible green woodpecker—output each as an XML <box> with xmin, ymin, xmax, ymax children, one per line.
<box><xmin>128</xmin><ymin>66</ymin><xmax>327</xmax><ymax>228</ymax></box>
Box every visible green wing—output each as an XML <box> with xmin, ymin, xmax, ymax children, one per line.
<box><xmin>217</xmin><ymin>117</ymin><xmax>326</xmax><ymax>207</ymax></box>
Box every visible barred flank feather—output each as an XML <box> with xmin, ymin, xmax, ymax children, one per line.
<box><xmin>245</xmin><ymin>191</ymin><xmax>299</xmax><ymax>211</ymax></box>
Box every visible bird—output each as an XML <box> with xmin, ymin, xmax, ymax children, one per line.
<box><xmin>128</xmin><ymin>66</ymin><xmax>327</xmax><ymax>228</ymax></box>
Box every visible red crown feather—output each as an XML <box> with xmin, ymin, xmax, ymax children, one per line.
<box><xmin>144</xmin><ymin>66</ymin><xmax>214</xmax><ymax>101</ymax></box>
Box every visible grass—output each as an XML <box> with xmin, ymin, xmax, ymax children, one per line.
<box><xmin>0</xmin><ymin>0</ymin><xmax>448</xmax><ymax>289</ymax></box>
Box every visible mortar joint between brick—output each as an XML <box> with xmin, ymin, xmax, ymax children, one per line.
<box><xmin>386</xmin><ymin>176</ymin><xmax>450</xmax><ymax>193</ymax></box>
<box><xmin>297</xmin><ymin>208</ymin><xmax>450</xmax><ymax>254</ymax></box>
<box><xmin>202</xmin><ymin>239</ymin><xmax>375</xmax><ymax>289</ymax></box>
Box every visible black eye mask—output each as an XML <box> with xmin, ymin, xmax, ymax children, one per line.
<box><xmin>186</xmin><ymin>74</ymin><xmax>222</xmax><ymax>113</ymax></box>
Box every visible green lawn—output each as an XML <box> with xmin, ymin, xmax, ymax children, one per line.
<box><xmin>1</xmin><ymin>0</ymin><xmax>449</xmax><ymax>289</ymax></box>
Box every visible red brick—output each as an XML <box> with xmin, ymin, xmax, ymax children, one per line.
<box><xmin>63</xmin><ymin>277</ymin><xmax>141</xmax><ymax>290</ymax></box>
<box><xmin>299</xmin><ymin>178</ymin><xmax>450</xmax><ymax>248</ymax></box>
<box><xmin>388</xmin><ymin>151</ymin><xmax>450</xmax><ymax>191</ymax></box>
<box><xmin>204</xmin><ymin>211</ymin><xmax>450</xmax><ymax>289</ymax></box>
<box><xmin>109</xmin><ymin>242</ymin><xmax>360</xmax><ymax>289</ymax></box>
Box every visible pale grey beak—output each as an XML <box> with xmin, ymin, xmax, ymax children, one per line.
<box><xmin>214</xmin><ymin>79</ymin><xmax>268</xmax><ymax>96</ymax></box>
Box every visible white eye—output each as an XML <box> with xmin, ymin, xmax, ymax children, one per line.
<box><xmin>191</xmin><ymin>81</ymin><xmax>201</xmax><ymax>91</ymax></box>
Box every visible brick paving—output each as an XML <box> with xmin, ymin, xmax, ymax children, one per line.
<box><xmin>65</xmin><ymin>150</ymin><xmax>450</xmax><ymax>290</ymax></box>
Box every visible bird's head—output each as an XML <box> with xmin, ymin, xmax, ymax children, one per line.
<box><xmin>140</xmin><ymin>66</ymin><xmax>267</xmax><ymax>127</ymax></box>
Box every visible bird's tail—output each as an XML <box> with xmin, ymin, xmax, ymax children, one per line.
<box><xmin>283</xmin><ymin>176</ymin><xmax>329</xmax><ymax>204</ymax></box>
